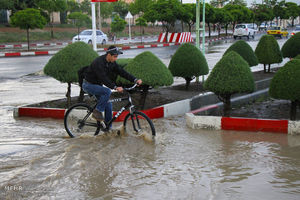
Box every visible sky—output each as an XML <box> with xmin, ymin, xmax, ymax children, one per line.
<box><xmin>182</xmin><ymin>0</ymin><xmax>300</xmax><ymax>6</ymax></box>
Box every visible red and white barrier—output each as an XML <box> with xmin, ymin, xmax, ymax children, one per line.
<box><xmin>157</xmin><ymin>32</ymin><xmax>193</xmax><ymax>43</ymax></box>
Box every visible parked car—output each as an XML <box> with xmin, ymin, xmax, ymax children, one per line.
<box><xmin>259</xmin><ymin>22</ymin><xmax>268</xmax><ymax>31</ymax></box>
<box><xmin>233</xmin><ymin>24</ymin><xmax>256</xmax><ymax>39</ymax></box>
<box><xmin>267</xmin><ymin>26</ymin><xmax>289</xmax><ymax>38</ymax></box>
<box><xmin>72</xmin><ymin>29</ymin><xmax>108</xmax><ymax>45</ymax></box>
<box><xmin>291</xmin><ymin>25</ymin><xmax>300</xmax><ymax>36</ymax></box>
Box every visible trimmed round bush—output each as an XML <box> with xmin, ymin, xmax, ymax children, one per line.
<box><xmin>281</xmin><ymin>32</ymin><xmax>300</xmax><ymax>58</ymax></box>
<box><xmin>223</xmin><ymin>40</ymin><xmax>258</xmax><ymax>66</ymax></box>
<box><xmin>44</xmin><ymin>42</ymin><xmax>98</xmax><ymax>83</ymax></box>
<box><xmin>255</xmin><ymin>35</ymin><xmax>282</xmax><ymax>65</ymax></box>
<box><xmin>44</xmin><ymin>42</ymin><xmax>98</xmax><ymax>105</ymax></box>
<box><xmin>116</xmin><ymin>51</ymin><xmax>173</xmax><ymax>87</ymax></box>
<box><xmin>269</xmin><ymin>59</ymin><xmax>300</xmax><ymax>101</ymax></box>
<box><xmin>116</xmin><ymin>58</ymin><xmax>133</xmax><ymax>69</ymax></box>
<box><xmin>168</xmin><ymin>43</ymin><xmax>208</xmax><ymax>89</ymax></box>
<box><xmin>294</xmin><ymin>54</ymin><xmax>300</xmax><ymax>60</ymax></box>
<box><xmin>204</xmin><ymin>51</ymin><xmax>255</xmax><ymax>95</ymax></box>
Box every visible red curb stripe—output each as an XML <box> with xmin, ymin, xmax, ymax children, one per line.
<box><xmin>13</xmin><ymin>44</ymin><xmax>22</xmax><ymax>48</ymax></box>
<box><xmin>5</xmin><ymin>52</ymin><xmax>21</xmax><ymax>57</ymax></box>
<box><xmin>0</xmin><ymin>45</ymin><xmax>5</xmax><ymax>48</ymax></box>
<box><xmin>18</xmin><ymin>107</ymin><xmax>65</xmax><ymax>119</ymax></box>
<box><xmin>137</xmin><ymin>45</ymin><xmax>144</xmax><ymax>48</ymax></box>
<box><xmin>151</xmin><ymin>44</ymin><xmax>158</xmax><ymax>47</ymax></box>
<box><xmin>56</xmin><ymin>43</ymin><xmax>63</xmax><ymax>45</ymax></box>
<box><xmin>122</xmin><ymin>46</ymin><xmax>130</xmax><ymax>50</ymax></box>
<box><xmin>113</xmin><ymin>107</ymin><xmax>164</xmax><ymax>122</ymax></box>
<box><xmin>30</xmin><ymin>44</ymin><xmax>37</xmax><ymax>47</ymax></box>
<box><xmin>163</xmin><ymin>43</ymin><xmax>169</xmax><ymax>47</ymax></box>
<box><xmin>221</xmin><ymin>117</ymin><xmax>288</xmax><ymax>134</ymax></box>
<box><xmin>44</xmin><ymin>43</ymin><xmax>50</xmax><ymax>46</ymax></box>
<box><xmin>35</xmin><ymin>51</ymin><xmax>49</xmax><ymax>55</ymax></box>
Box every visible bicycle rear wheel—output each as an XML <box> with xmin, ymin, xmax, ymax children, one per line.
<box><xmin>123</xmin><ymin>111</ymin><xmax>155</xmax><ymax>136</ymax></box>
<box><xmin>64</xmin><ymin>103</ymin><xmax>100</xmax><ymax>138</ymax></box>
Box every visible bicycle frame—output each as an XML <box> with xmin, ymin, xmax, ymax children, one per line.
<box><xmin>86</xmin><ymin>90</ymin><xmax>136</xmax><ymax>130</ymax></box>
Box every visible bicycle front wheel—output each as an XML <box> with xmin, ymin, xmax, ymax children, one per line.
<box><xmin>123</xmin><ymin>111</ymin><xmax>155</xmax><ymax>136</ymax></box>
<box><xmin>64</xmin><ymin>103</ymin><xmax>100</xmax><ymax>138</ymax></box>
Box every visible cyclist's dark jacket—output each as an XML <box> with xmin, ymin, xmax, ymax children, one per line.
<box><xmin>84</xmin><ymin>54</ymin><xmax>136</xmax><ymax>89</ymax></box>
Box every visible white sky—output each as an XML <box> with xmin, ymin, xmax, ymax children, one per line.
<box><xmin>182</xmin><ymin>0</ymin><xmax>300</xmax><ymax>6</ymax></box>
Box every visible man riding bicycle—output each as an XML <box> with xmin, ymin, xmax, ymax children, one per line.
<box><xmin>82</xmin><ymin>45</ymin><xmax>142</xmax><ymax>126</ymax></box>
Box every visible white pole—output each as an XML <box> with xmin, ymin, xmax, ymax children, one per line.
<box><xmin>129</xmin><ymin>18</ymin><xmax>132</xmax><ymax>43</ymax></box>
<box><xmin>91</xmin><ymin>2</ymin><xmax>97</xmax><ymax>51</ymax></box>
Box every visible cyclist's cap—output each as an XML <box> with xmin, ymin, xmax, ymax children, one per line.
<box><xmin>106</xmin><ymin>46</ymin><xmax>123</xmax><ymax>55</ymax></box>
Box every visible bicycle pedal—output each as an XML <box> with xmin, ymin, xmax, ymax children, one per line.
<box><xmin>100</xmin><ymin>121</ymin><xmax>106</xmax><ymax>129</ymax></box>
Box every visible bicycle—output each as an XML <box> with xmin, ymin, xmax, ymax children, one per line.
<box><xmin>64</xmin><ymin>84</ymin><xmax>156</xmax><ymax>138</ymax></box>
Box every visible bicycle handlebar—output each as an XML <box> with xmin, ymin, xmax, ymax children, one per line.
<box><xmin>124</xmin><ymin>83</ymin><xmax>138</xmax><ymax>91</ymax></box>
<box><xmin>111</xmin><ymin>83</ymin><xmax>138</xmax><ymax>93</ymax></box>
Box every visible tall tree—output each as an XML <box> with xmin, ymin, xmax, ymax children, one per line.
<box><xmin>37</xmin><ymin>0</ymin><xmax>67</xmax><ymax>38</ymax></box>
<box><xmin>285</xmin><ymin>2</ymin><xmax>300</xmax><ymax>27</ymax></box>
<box><xmin>10</xmin><ymin>8</ymin><xmax>47</xmax><ymax>50</ymax></box>
<box><xmin>144</xmin><ymin>0</ymin><xmax>182</xmax><ymax>34</ymax></box>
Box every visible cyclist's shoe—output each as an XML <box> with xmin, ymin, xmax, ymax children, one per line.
<box><xmin>92</xmin><ymin>110</ymin><xmax>104</xmax><ymax>121</ymax></box>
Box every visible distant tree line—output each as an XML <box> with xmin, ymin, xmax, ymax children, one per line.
<box><xmin>1</xmin><ymin>0</ymin><xmax>300</xmax><ymax>37</ymax></box>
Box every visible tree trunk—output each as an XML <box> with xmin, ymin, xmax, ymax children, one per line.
<box><xmin>263</xmin><ymin>64</ymin><xmax>266</xmax><ymax>73</ymax></box>
<box><xmin>185</xmin><ymin>77</ymin><xmax>192</xmax><ymax>90</ymax></box>
<box><xmin>208</xmin><ymin>23</ymin><xmax>211</xmax><ymax>38</ymax></box>
<box><xmin>139</xmin><ymin>85</ymin><xmax>149</xmax><ymax>110</ymax></box>
<box><xmin>268</xmin><ymin>64</ymin><xmax>271</xmax><ymax>73</ymax></box>
<box><xmin>78</xmin><ymin>88</ymin><xmax>85</xmax><ymax>103</ymax></box>
<box><xmin>290</xmin><ymin>100</ymin><xmax>298</xmax><ymax>121</ymax></box>
<box><xmin>77</xmin><ymin>26</ymin><xmax>80</xmax><ymax>40</ymax></box>
<box><xmin>26</xmin><ymin>28</ymin><xmax>30</xmax><ymax>51</ymax></box>
<box><xmin>66</xmin><ymin>82</ymin><xmax>71</xmax><ymax>107</ymax></box>
<box><xmin>223</xmin><ymin>94</ymin><xmax>231</xmax><ymax>117</ymax></box>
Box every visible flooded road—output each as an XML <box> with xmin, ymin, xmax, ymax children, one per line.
<box><xmin>1</xmin><ymin>38</ymin><xmax>300</xmax><ymax>199</ymax></box>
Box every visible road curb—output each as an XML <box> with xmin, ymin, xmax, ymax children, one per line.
<box><xmin>186</xmin><ymin>113</ymin><xmax>300</xmax><ymax>135</ymax></box>
<box><xmin>0</xmin><ymin>36</ymin><xmax>232</xmax><ymax>58</ymax></box>
<box><xmin>13</xmin><ymin>99</ymin><xmax>181</xmax><ymax>121</ymax></box>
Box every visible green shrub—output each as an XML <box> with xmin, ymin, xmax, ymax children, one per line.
<box><xmin>269</xmin><ymin>59</ymin><xmax>300</xmax><ymax>120</ymax></box>
<box><xmin>44</xmin><ymin>42</ymin><xmax>98</xmax><ymax>105</ymax></box>
<box><xmin>204</xmin><ymin>51</ymin><xmax>255</xmax><ymax>116</ymax></box>
<box><xmin>116</xmin><ymin>58</ymin><xmax>133</xmax><ymax>68</ymax></box>
<box><xmin>255</xmin><ymin>35</ymin><xmax>283</xmax><ymax>73</ymax></box>
<box><xmin>294</xmin><ymin>54</ymin><xmax>300</xmax><ymax>60</ymax></box>
<box><xmin>168</xmin><ymin>43</ymin><xmax>209</xmax><ymax>89</ymax></box>
<box><xmin>117</xmin><ymin>51</ymin><xmax>173</xmax><ymax>86</ymax></box>
<box><xmin>117</xmin><ymin>51</ymin><xmax>173</xmax><ymax>109</ymax></box>
<box><xmin>223</xmin><ymin>40</ymin><xmax>258</xmax><ymax>67</ymax></box>
<box><xmin>281</xmin><ymin>32</ymin><xmax>300</xmax><ymax>59</ymax></box>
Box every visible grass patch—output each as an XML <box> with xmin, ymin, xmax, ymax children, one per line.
<box><xmin>0</xmin><ymin>31</ymin><xmax>77</xmax><ymax>43</ymax></box>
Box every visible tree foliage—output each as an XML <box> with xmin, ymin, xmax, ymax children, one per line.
<box><xmin>224</xmin><ymin>40</ymin><xmax>258</xmax><ymax>67</ymax></box>
<box><xmin>255</xmin><ymin>35</ymin><xmax>282</xmax><ymax>72</ymax></box>
<box><xmin>169</xmin><ymin>43</ymin><xmax>209</xmax><ymax>90</ymax></box>
<box><xmin>68</xmin><ymin>12</ymin><xmax>91</xmax><ymax>36</ymax></box>
<box><xmin>44</xmin><ymin>42</ymin><xmax>98</xmax><ymax>106</ymax></box>
<box><xmin>111</xmin><ymin>15</ymin><xmax>127</xmax><ymax>35</ymax></box>
<box><xmin>204</xmin><ymin>51</ymin><xmax>255</xmax><ymax>116</ymax></box>
<box><xmin>10</xmin><ymin>8</ymin><xmax>46</xmax><ymax>50</ymax></box>
<box><xmin>281</xmin><ymin>32</ymin><xmax>300</xmax><ymax>59</ymax></box>
<box><xmin>116</xmin><ymin>51</ymin><xmax>173</xmax><ymax>109</ymax></box>
<box><xmin>269</xmin><ymin>59</ymin><xmax>300</xmax><ymax>120</ymax></box>
<box><xmin>143</xmin><ymin>0</ymin><xmax>182</xmax><ymax>32</ymax></box>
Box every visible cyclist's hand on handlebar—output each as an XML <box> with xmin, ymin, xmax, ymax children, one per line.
<box><xmin>116</xmin><ymin>87</ymin><xmax>123</xmax><ymax>93</ymax></box>
<box><xmin>136</xmin><ymin>79</ymin><xmax>142</xmax><ymax>86</ymax></box>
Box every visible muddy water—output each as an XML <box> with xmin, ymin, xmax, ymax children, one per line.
<box><xmin>1</xmin><ymin>39</ymin><xmax>300</xmax><ymax>199</ymax></box>
<box><xmin>1</xmin><ymin>112</ymin><xmax>300</xmax><ymax>199</ymax></box>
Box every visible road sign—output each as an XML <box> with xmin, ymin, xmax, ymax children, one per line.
<box><xmin>125</xmin><ymin>12</ymin><xmax>133</xmax><ymax>19</ymax></box>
